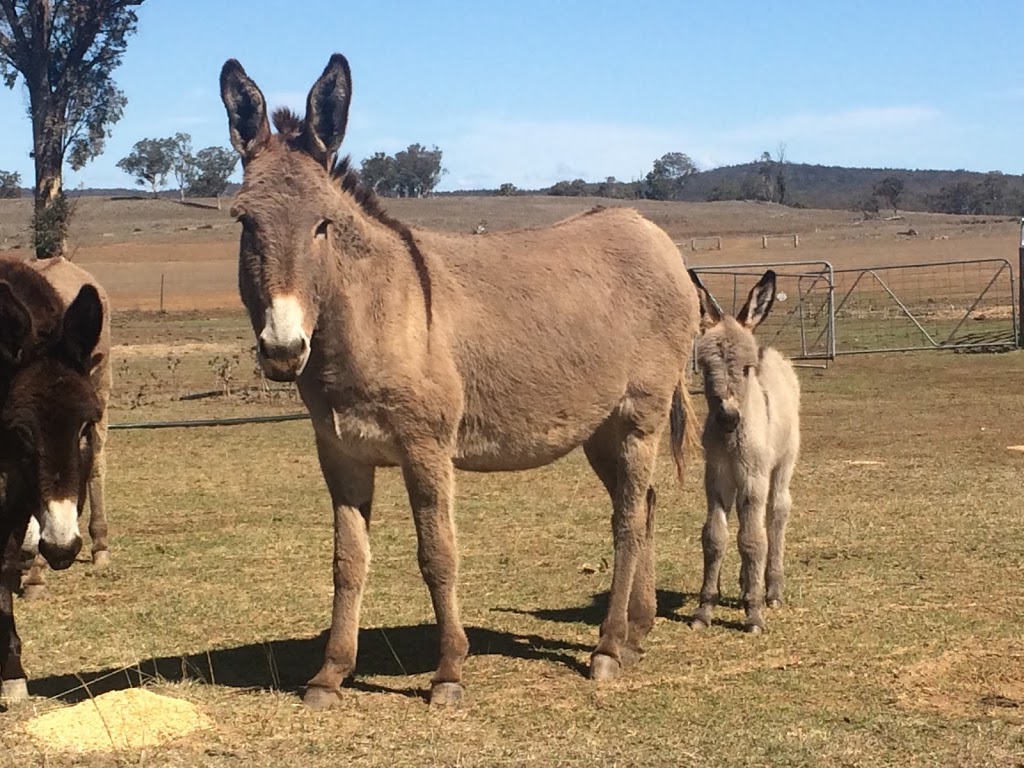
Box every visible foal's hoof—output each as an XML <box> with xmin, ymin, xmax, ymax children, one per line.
<box><xmin>690</xmin><ymin>617</ymin><xmax>709</xmax><ymax>630</ymax></box>
<box><xmin>589</xmin><ymin>653</ymin><xmax>621</xmax><ymax>682</ymax></box>
<box><xmin>744</xmin><ymin>623</ymin><xmax>764</xmax><ymax>635</ymax></box>
<box><xmin>302</xmin><ymin>686</ymin><xmax>342</xmax><ymax>711</ymax></box>
<box><xmin>22</xmin><ymin>584</ymin><xmax>47</xmax><ymax>601</ymax></box>
<box><xmin>430</xmin><ymin>682</ymin><xmax>464</xmax><ymax>707</ymax></box>
<box><xmin>620</xmin><ymin>646</ymin><xmax>644</xmax><ymax>670</ymax></box>
<box><xmin>92</xmin><ymin>551</ymin><xmax>111</xmax><ymax>568</ymax></box>
<box><xmin>1</xmin><ymin>678</ymin><xmax>29</xmax><ymax>703</ymax></box>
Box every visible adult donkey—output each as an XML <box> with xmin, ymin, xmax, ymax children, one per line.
<box><xmin>220</xmin><ymin>53</ymin><xmax>700</xmax><ymax>708</ymax></box>
<box><xmin>20</xmin><ymin>256</ymin><xmax>112</xmax><ymax>599</ymax></box>
<box><xmin>0</xmin><ymin>257</ymin><xmax>104</xmax><ymax>703</ymax></box>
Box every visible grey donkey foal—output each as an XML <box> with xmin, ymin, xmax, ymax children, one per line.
<box><xmin>688</xmin><ymin>269</ymin><xmax>800</xmax><ymax>633</ymax></box>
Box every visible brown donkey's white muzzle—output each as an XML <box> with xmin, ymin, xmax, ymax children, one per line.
<box><xmin>258</xmin><ymin>296</ymin><xmax>311</xmax><ymax>382</ymax></box>
<box><xmin>37</xmin><ymin>499</ymin><xmax>82</xmax><ymax>570</ymax></box>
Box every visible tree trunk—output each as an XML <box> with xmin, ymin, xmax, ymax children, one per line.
<box><xmin>29</xmin><ymin>87</ymin><xmax>68</xmax><ymax>259</ymax></box>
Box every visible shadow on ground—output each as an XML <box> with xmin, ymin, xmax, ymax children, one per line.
<box><xmin>27</xmin><ymin>623</ymin><xmax>592</xmax><ymax>704</ymax></box>
<box><xmin>494</xmin><ymin>589</ymin><xmax>748</xmax><ymax>633</ymax></box>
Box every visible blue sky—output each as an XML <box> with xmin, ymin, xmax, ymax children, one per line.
<box><xmin>2</xmin><ymin>0</ymin><xmax>1024</xmax><ymax>191</ymax></box>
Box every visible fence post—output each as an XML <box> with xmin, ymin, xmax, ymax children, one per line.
<box><xmin>1019</xmin><ymin>219</ymin><xmax>1024</xmax><ymax>347</ymax></box>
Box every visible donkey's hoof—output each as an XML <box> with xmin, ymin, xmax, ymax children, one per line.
<box><xmin>302</xmin><ymin>686</ymin><xmax>342</xmax><ymax>711</ymax></box>
<box><xmin>430</xmin><ymin>682</ymin><xmax>464</xmax><ymax>707</ymax></box>
<box><xmin>744</xmin><ymin>623</ymin><xmax>764</xmax><ymax>635</ymax></box>
<box><xmin>690</xmin><ymin>617</ymin><xmax>709</xmax><ymax>630</ymax></box>
<box><xmin>92</xmin><ymin>551</ymin><xmax>111</xmax><ymax>568</ymax></box>
<box><xmin>1</xmin><ymin>678</ymin><xmax>29</xmax><ymax>703</ymax></box>
<box><xmin>589</xmin><ymin>653</ymin><xmax>621</xmax><ymax>682</ymax></box>
<box><xmin>620</xmin><ymin>646</ymin><xmax>644</xmax><ymax>670</ymax></box>
<box><xmin>22</xmin><ymin>584</ymin><xmax>47</xmax><ymax>601</ymax></box>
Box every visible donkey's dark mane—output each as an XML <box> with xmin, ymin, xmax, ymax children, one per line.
<box><xmin>271</xmin><ymin>106</ymin><xmax>432</xmax><ymax>326</ymax></box>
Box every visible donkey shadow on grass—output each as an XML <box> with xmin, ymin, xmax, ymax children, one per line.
<box><xmin>495</xmin><ymin>589</ymin><xmax>748</xmax><ymax>634</ymax></box>
<box><xmin>26</xmin><ymin>623</ymin><xmax>592</xmax><ymax>705</ymax></box>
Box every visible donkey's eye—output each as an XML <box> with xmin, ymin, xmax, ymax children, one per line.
<box><xmin>743</xmin><ymin>365</ymin><xmax>754</xmax><ymax>377</ymax></box>
<box><xmin>314</xmin><ymin>220</ymin><xmax>332</xmax><ymax>240</ymax></box>
<box><xmin>78</xmin><ymin>423</ymin><xmax>94</xmax><ymax>452</ymax></box>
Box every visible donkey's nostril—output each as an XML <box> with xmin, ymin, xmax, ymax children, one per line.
<box><xmin>717</xmin><ymin>410</ymin><xmax>740</xmax><ymax>431</ymax></box>
<box><xmin>259</xmin><ymin>334</ymin><xmax>307</xmax><ymax>362</ymax></box>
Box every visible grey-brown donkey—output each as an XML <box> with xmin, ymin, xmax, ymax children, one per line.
<box><xmin>220</xmin><ymin>53</ymin><xmax>701</xmax><ymax>708</ymax></box>
<box><xmin>20</xmin><ymin>256</ymin><xmax>112</xmax><ymax>598</ymax></box>
<box><xmin>688</xmin><ymin>269</ymin><xmax>800</xmax><ymax>634</ymax></box>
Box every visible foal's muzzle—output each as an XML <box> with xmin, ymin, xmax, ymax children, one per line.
<box><xmin>37</xmin><ymin>499</ymin><xmax>83</xmax><ymax>570</ymax></box>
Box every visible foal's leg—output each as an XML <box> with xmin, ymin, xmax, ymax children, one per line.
<box><xmin>765</xmin><ymin>460</ymin><xmax>795</xmax><ymax>609</ymax></box>
<box><xmin>88</xmin><ymin>416</ymin><xmax>111</xmax><ymax>567</ymax></box>
<box><xmin>303</xmin><ymin>431</ymin><xmax>375</xmax><ymax>710</ymax></box>
<box><xmin>692</xmin><ymin>463</ymin><xmax>734</xmax><ymax>630</ymax></box>
<box><xmin>402</xmin><ymin>446</ymin><xmax>468</xmax><ymax>706</ymax></box>
<box><xmin>583</xmin><ymin>432</ymin><xmax>656</xmax><ymax>668</ymax></box>
<box><xmin>590</xmin><ymin>429</ymin><xmax>659</xmax><ymax>681</ymax></box>
<box><xmin>1</xmin><ymin>533</ymin><xmax>28</xmax><ymax>702</ymax></box>
<box><xmin>737</xmin><ymin>476</ymin><xmax>771</xmax><ymax>633</ymax></box>
<box><xmin>20</xmin><ymin>554</ymin><xmax>47</xmax><ymax>601</ymax></box>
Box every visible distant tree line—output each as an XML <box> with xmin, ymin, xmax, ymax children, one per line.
<box><xmin>116</xmin><ymin>133</ymin><xmax>237</xmax><ymax>200</ymax></box>
<box><xmin>358</xmin><ymin>144</ymin><xmax>446</xmax><ymax>197</ymax></box>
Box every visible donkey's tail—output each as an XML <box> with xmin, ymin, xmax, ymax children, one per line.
<box><xmin>670</xmin><ymin>379</ymin><xmax>701</xmax><ymax>483</ymax></box>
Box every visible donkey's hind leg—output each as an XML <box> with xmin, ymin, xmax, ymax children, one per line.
<box><xmin>20</xmin><ymin>555</ymin><xmax>47</xmax><ymax>601</ymax></box>
<box><xmin>590</xmin><ymin>427</ymin><xmax>660</xmax><ymax>682</ymax></box>
<box><xmin>765</xmin><ymin>460</ymin><xmax>795</xmax><ymax>609</ymax></box>
<box><xmin>692</xmin><ymin>464</ymin><xmax>734</xmax><ymax>630</ymax></box>
<box><xmin>583</xmin><ymin>431</ymin><xmax>656</xmax><ymax>670</ymax></box>
<box><xmin>303</xmin><ymin>430</ymin><xmax>375</xmax><ymax>711</ymax></box>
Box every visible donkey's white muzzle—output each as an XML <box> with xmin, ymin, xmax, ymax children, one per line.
<box><xmin>258</xmin><ymin>296</ymin><xmax>311</xmax><ymax>382</ymax></box>
<box><xmin>37</xmin><ymin>499</ymin><xmax>82</xmax><ymax>570</ymax></box>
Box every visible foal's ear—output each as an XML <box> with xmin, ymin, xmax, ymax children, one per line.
<box><xmin>61</xmin><ymin>284</ymin><xmax>103</xmax><ymax>373</ymax></box>
<box><xmin>0</xmin><ymin>281</ymin><xmax>32</xmax><ymax>366</ymax></box>
<box><xmin>302</xmin><ymin>53</ymin><xmax>352</xmax><ymax>168</ymax></box>
<box><xmin>736</xmin><ymin>270</ymin><xmax>777</xmax><ymax>330</ymax></box>
<box><xmin>688</xmin><ymin>269</ymin><xmax>723</xmax><ymax>329</ymax></box>
<box><xmin>220</xmin><ymin>58</ymin><xmax>271</xmax><ymax>163</ymax></box>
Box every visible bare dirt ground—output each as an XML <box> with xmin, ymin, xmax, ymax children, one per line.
<box><xmin>1</xmin><ymin>196</ymin><xmax>1018</xmax><ymax>310</ymax></box>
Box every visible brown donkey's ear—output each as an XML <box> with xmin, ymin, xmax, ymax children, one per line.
<box><xmin>220</xmin><ymin>58</ymin><xmax>271</xmax><ymax>163</ymax></box>
<box><xmin>736</xmin><ymin>270</ymin><xmax>777</xmax><ymax>330</ymax></box>
<box><xmin>0</xmin><ymin>281</ymin><xmax>32</xmax><ymax>367</ymax></box>
<box><xmin>688</xmin><ymin>269</ymin><xmax>723</xmax><ymax>330</ymax></box>
<box><xmin>302</xmin><ymin>53</ymin><xmax>352</xmax><ymax>168</ymax></box>
<box><xmin>60</xmin><ymin>284</ymin><xmax>103</xmax><ymax>373</ymax></box>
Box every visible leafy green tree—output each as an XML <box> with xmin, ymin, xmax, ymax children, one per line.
<box><xmin>360</xmin><ymin>152</ymin><xmax>399</xmax><ymax>196</ymax></box>
<box><xmin>394</xmin><ymin>143</ymin><xmax>446</xmax><ymax>197</ymax></box>
<box><xmin>169</xmin><ymin>132</ymin><xmax>193</xmax><ymax>201</ymax></box>
<box><xmin>0</xmin><ymin>170</ymin><xmax>21</xmax><ymax>198</ymax></box>
<box><xmin>186</xmin><ymin>147</ymin><xmax>237</xmax><ymax>200</ymax></box>
<box><xmin>873</xmin><ymin>176</ymin><xmax>905</xmax><ymax>216</ymax></box>
<box><xmin>498</xmin><ymin>182</ymin><xmax>518</xmax><ymax>196</ymax></box>
<box><xmin>547</xmin><ymin>178</ymin><xmax>588</xmax><ymax>196</ymax></box>
<box><xmin>0</xmin><ymin>0</ymin><xmax>144</xmax><ymax>257</ymax></box>
<box><xmin>645</xmin><ymin>152</ymin><xmax>697</xmax><ymax>200</ymax></box>
<box><xmin>117</xmin><ymin>137</ymin><xmax>175</xmax><ymax>197</ymax></box>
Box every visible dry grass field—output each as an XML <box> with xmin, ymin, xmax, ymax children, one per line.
<box><xmin>0</xmin><ymin>196</ymin><xmax>1022</xmax><ymax>766</ymax></box>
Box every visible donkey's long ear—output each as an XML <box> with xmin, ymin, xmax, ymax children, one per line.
<box><xmin>61</xmin><ymin>284</ymin><xmax>103</xmax><ymax>373</ymax></box>
<box><xmin>0</xmin><ymin>281</ymin><xmax>32</xmax><ymax>367</ymax></box>
<box><xmin>736</xmin><ymin>270</ymin><xmax>777</xmax><ymax>330</ymax></box>
<box><xmin>220</xmin><ymin>58</ymin><xmax>271</xmax><ymax>163</ymax></box>
<box><xmin>688</xmin><ymin>269</ymin><xmax>723</xmax><ymax>330</ymax></box>
<box><xmin>302</xmin><ymin>53</ymin><xmax>352</xmax><ymax>168</ymax></box>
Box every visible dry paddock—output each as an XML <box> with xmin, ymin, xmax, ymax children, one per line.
<box><xmin>0</xmin><ymin>197</ymin><xmax>1022</xmax><ymax>766</ymax></box>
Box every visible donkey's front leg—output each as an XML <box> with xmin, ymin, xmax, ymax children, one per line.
<box><xmin>765</xmin><ymin>463</ymin><xmax>794</xmax><ymax>609</ymax></box>
<box><xmin>87</xmin><ymin>416</ymin><xmax>111</xmax><ymax>567</ymax></box>
<box><xmin>737</xmin><ymin>478</ymin><xmax>770</xmax><ymax>634</ymax></box>
<box><xmin>591</xmin><ymin>430</ymin><xmax>658</xmax><ymax>681</ymax></box>
<box><xmin>1</xmin><ymin>533</ymin><xmax>29</xmax><ymax>703</ymax></box>
<box><xmin>402</xmin><ymin>448</ymin><xmax>467</xmax><ymax>707</ymax></box>
<box><xmin>303</xmin><ymin>432</ymin><xmax>374</xmax><ymax>710</ymax></box>
<box><xmin>692</xmin><ymin>463</ymin><xmax>735</xmax><ymax>630</ymax></box>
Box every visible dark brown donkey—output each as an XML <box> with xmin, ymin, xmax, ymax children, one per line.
<box><xmin>21</xmin><ymin>256</ymin><xmax>113</xmax><ymax>599</ymax></box>
<box><xmin>0</xmin><ymin>257</ymin><xmax>103</xmax><ymax>703</ymax></box>
<box><xmin>220</xmin><ymin>53</ymin><xmax>701</xmax><ymax>708</ymax></box>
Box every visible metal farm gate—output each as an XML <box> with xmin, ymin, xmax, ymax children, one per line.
<box><xmin>690</xmin><ymin>257</ymin><xmax>1020</xmax><ymax>360</ymax></box>
<box><xmin>690</xmin><ymin>261</ymin><xmax>835</xmax><ymax>361</ymax></box>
